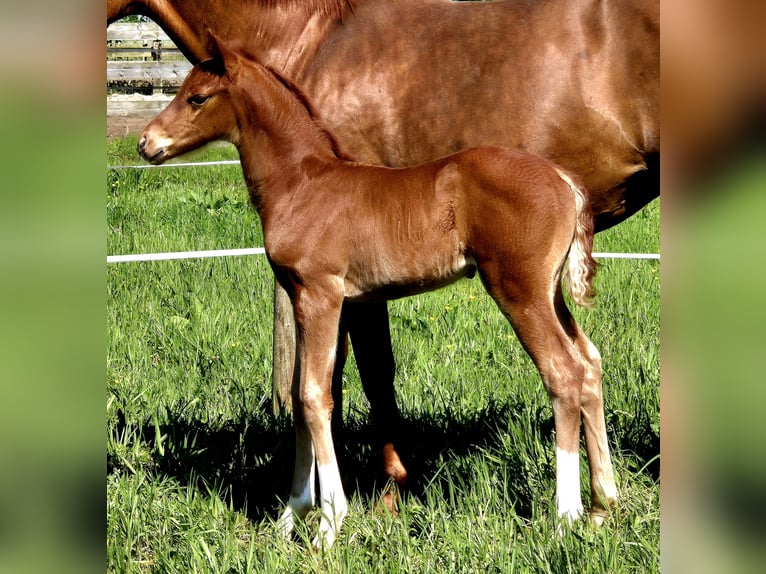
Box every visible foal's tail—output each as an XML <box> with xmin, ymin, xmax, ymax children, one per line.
<box><xmin>554</xmin><ymin>168</ymin><xmax>597</xmax><ymax>307</ymax></box>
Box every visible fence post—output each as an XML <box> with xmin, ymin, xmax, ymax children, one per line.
<box><xmin>272</xmin><ymin>280</ymin><xmax>295</xmax><ymax>414</ymax></box>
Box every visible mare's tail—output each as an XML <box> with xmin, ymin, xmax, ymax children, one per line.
<box><xmin>554</xmin><ymin>168</ymin><xmax>597</xmax><ymax>307</ymax></box>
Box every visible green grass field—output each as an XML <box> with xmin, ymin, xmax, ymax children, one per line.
<box><xmin>107</xmin><ymin>137</ymin><xmax>659</xmax><ymax>573</ymax></box>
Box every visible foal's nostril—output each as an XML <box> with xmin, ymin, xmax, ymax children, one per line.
<box><xmin>137</xmin><ymin>136</ymin><xmax>146</xmax><ymax>156</ymax></box>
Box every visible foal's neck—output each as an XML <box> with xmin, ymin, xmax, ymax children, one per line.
<box><xmin>233</xmin><ymin>64</ymin><xmax>343</xmax><ymax>196</ymax></box>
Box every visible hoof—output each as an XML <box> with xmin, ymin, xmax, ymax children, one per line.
<box><xmin>375</xmin><ymin>482</ymin><xmax>400</xmax><ymax>516</ymax></box>
<box><xmin>588</xmin><ymin>502</ymin><xmax>616</xmax><ymax>527</ymax></box>
<box><xmin>589</xmin><ymin>492</ymin><xmax>618</xmax><ymax>527</ymax></box>
<box><xmin>312</xmin><ymin>506</ymin><xmax>347</xmax><ymax>551</ymax></box>
<box><xmin>555</xmin><ymin>505</ymin><xmax>584</xmax><ymax>537</ymax></box>
<box><xmin>382</xmin><ymin>443</ymin><xmax>408</xmax><ymax>485</ymax></box>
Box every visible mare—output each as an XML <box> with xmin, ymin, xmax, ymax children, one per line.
<box><xmin>108</xmin><ymin>0</ymin><xmax>658</xmax><ymax>504</ymax></box>
<box><xmin>138</xmin><ymin>39</ymin><xmax>616</xmax><ymax>547</ymax></box>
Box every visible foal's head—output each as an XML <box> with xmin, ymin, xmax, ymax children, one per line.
<box><xmin>138</xmin><ymin>44</ymin><xmax>242</xmax><ymax>165</ymax></box>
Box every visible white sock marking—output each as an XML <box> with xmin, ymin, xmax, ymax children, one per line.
<box><xmin>314</xmin><ymin>461</ymin><xmax>348</xmax><ymax>548</ymax></box>
<box><xmin>556</xmin><ymin>447</ymin><xmax>584</xmax><ymax>523</ymax></box>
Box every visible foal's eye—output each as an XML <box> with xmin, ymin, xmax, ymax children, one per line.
<box><xmin>188</xmin><ymin>94</ymin><xmax>210</xmax><ymax>107</ymax></box>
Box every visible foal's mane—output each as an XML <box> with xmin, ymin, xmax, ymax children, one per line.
<box><xmin>262</xmin><ymin>64</ymin><xmax>356</xmax><ymax>161</ymax></box>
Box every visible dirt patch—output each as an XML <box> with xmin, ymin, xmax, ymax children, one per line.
<box><xmin>107</xmin><ymin>93</ymin><xmax>175</xmax><ymax>141</ymax></box>
<box><xmin>107</xmin><ymin>114</ymin><xmax>152</xmax><ymax>141</ymax></box>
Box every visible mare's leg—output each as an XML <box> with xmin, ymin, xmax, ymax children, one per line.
<box><xmin>555</xmin><ymin>294</ymin><xmax>618</xmax><ymax>523</ymax></box>
<box><xmin>330</xmin><ymin>312</ymin><xmax>350</xmax><ymax>440</ymax></box>
<box><xmin>345</xmin><ymin>301</ymin><xmax>408</xmax><ymax>506</ymax></box>
<box><xmin>482</xmin><ymin>275</ymin><xmax>586</xmax><ymax>524</ymax></box>
<box><xmin>292</xmin><ymin>286</ymin><xmax>348</xmax><ymax>548</ymax></box>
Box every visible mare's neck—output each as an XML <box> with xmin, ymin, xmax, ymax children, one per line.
<box><xmin>232</xmin><ymin>65</ymin><xmax>342</xmax><ymax>206</ymax></box>
<box><xmin>114</xmin><ymin>0</ymin><xmax>352</xmax><ymax>70</ymax></box>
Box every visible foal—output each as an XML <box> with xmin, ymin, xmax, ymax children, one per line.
<box><xmin>139</xmin><ymin>41</ymin><xmax>617</xmax><ymax>548</ymax></box>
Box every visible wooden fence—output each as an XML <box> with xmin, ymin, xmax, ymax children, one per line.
<box><xmin>108</xmin><ymin>61</ymin><xmax>193</xmax><ymax>91</ymax></box>
<box><xmin>107</xmin><ymin>21</ymin><xmax>191</xmax><ymax>119</ymax></box>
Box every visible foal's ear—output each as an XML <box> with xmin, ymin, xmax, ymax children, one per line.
<box><xmin>198</xmin><ymin>57</ymin><xmax>226</xmax><ymax>77</ymax></box>
<box><xmin>208</xmin><ymin>32</ymin><xmax>242</xmax><ymax>80</ymax></box>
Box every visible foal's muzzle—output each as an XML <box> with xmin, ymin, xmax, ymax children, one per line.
<box><xmin>137</xmin><ymin>134</ymin><xmax>168</xmax><ymax>165</ymax></box>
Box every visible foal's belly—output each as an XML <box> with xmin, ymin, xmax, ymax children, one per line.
<box><xmin>342</xmin><ymin>250</ymin><xmax>477</xmax><ymax>303</ymax></box>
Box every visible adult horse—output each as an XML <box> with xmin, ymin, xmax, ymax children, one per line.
<box><xmin>107</xmin><ymin>0</ymin><xmax>659</xmax><ymax>516</ymax></box>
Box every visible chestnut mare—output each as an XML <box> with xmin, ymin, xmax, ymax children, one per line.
<box><xmin>138</xmin><ymin>41</ymin><xmax>615</xmax><ymax>547</ymax></box>
<box><xmin>108</xmin><ymin>0</ymin><xmax>657</xmax><ymax>504</ymax></box>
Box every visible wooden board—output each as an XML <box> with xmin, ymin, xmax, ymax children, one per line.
<box><xmin>107</xmin><ymin>61</ymin><xmax>192</xmax><ymax>85</ymax></box>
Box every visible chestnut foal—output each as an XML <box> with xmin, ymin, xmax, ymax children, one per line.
<box><xmin>139</xmin><ymin>42</ymin><xmax>616</xmax><ymax>548</ymax></box>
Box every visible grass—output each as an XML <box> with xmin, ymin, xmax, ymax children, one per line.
<box><xmin>107</xmin><ymin>136</ymin><xmax>659</xmax><ymax>572</ymax></box>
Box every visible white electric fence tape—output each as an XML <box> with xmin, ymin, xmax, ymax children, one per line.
<box><xmin>107</xmin><ymin>249</ymin><xmax>658</xmax><ymax>264</ymax></box>
<box><xmin>107</xmin><ymin>247</ymin><xmax>266</xmax><ymax>263</ymax></box>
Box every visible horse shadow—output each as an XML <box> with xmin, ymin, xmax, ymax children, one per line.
<box><xmin>107</xmin><ymin>396</ymin><xmax>658</xmax><ymax>525</ymax></box>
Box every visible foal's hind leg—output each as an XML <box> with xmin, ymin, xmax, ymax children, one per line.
<box><xmin>555</xmin><ymin>294</ymin><xmax>618</xmax><ymax>523</ymax></box>
<box><xmin>578</xmin><ymin>334</ymin><xmax>618</xmax><ymax>524</ymax></box>
<box><xmin>483</xmin><ymin>278</ymin><xmax>586</xmax><ymax>524</ymax></box>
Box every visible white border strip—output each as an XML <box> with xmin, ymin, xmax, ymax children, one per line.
<box><xmin>107</xmin><ymin>248</ymin><xmax>657</xmax><ymax>264</ymax></box>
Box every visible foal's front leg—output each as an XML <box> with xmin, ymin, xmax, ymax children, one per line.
<box><xmin>277</xmin><ymin>348</ymin><xmax>315</xmax><ymax>539</ymax></box>
<box><xmin>292</xmin><ymin>286</ymin><xmax>348</xmax><ymax>549</ymax></box>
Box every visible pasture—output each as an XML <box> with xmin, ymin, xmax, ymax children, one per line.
<box><xmin>107</xmin><ymin>137</ymin><xmax>659</xmax><ymax>572</ymax></box>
